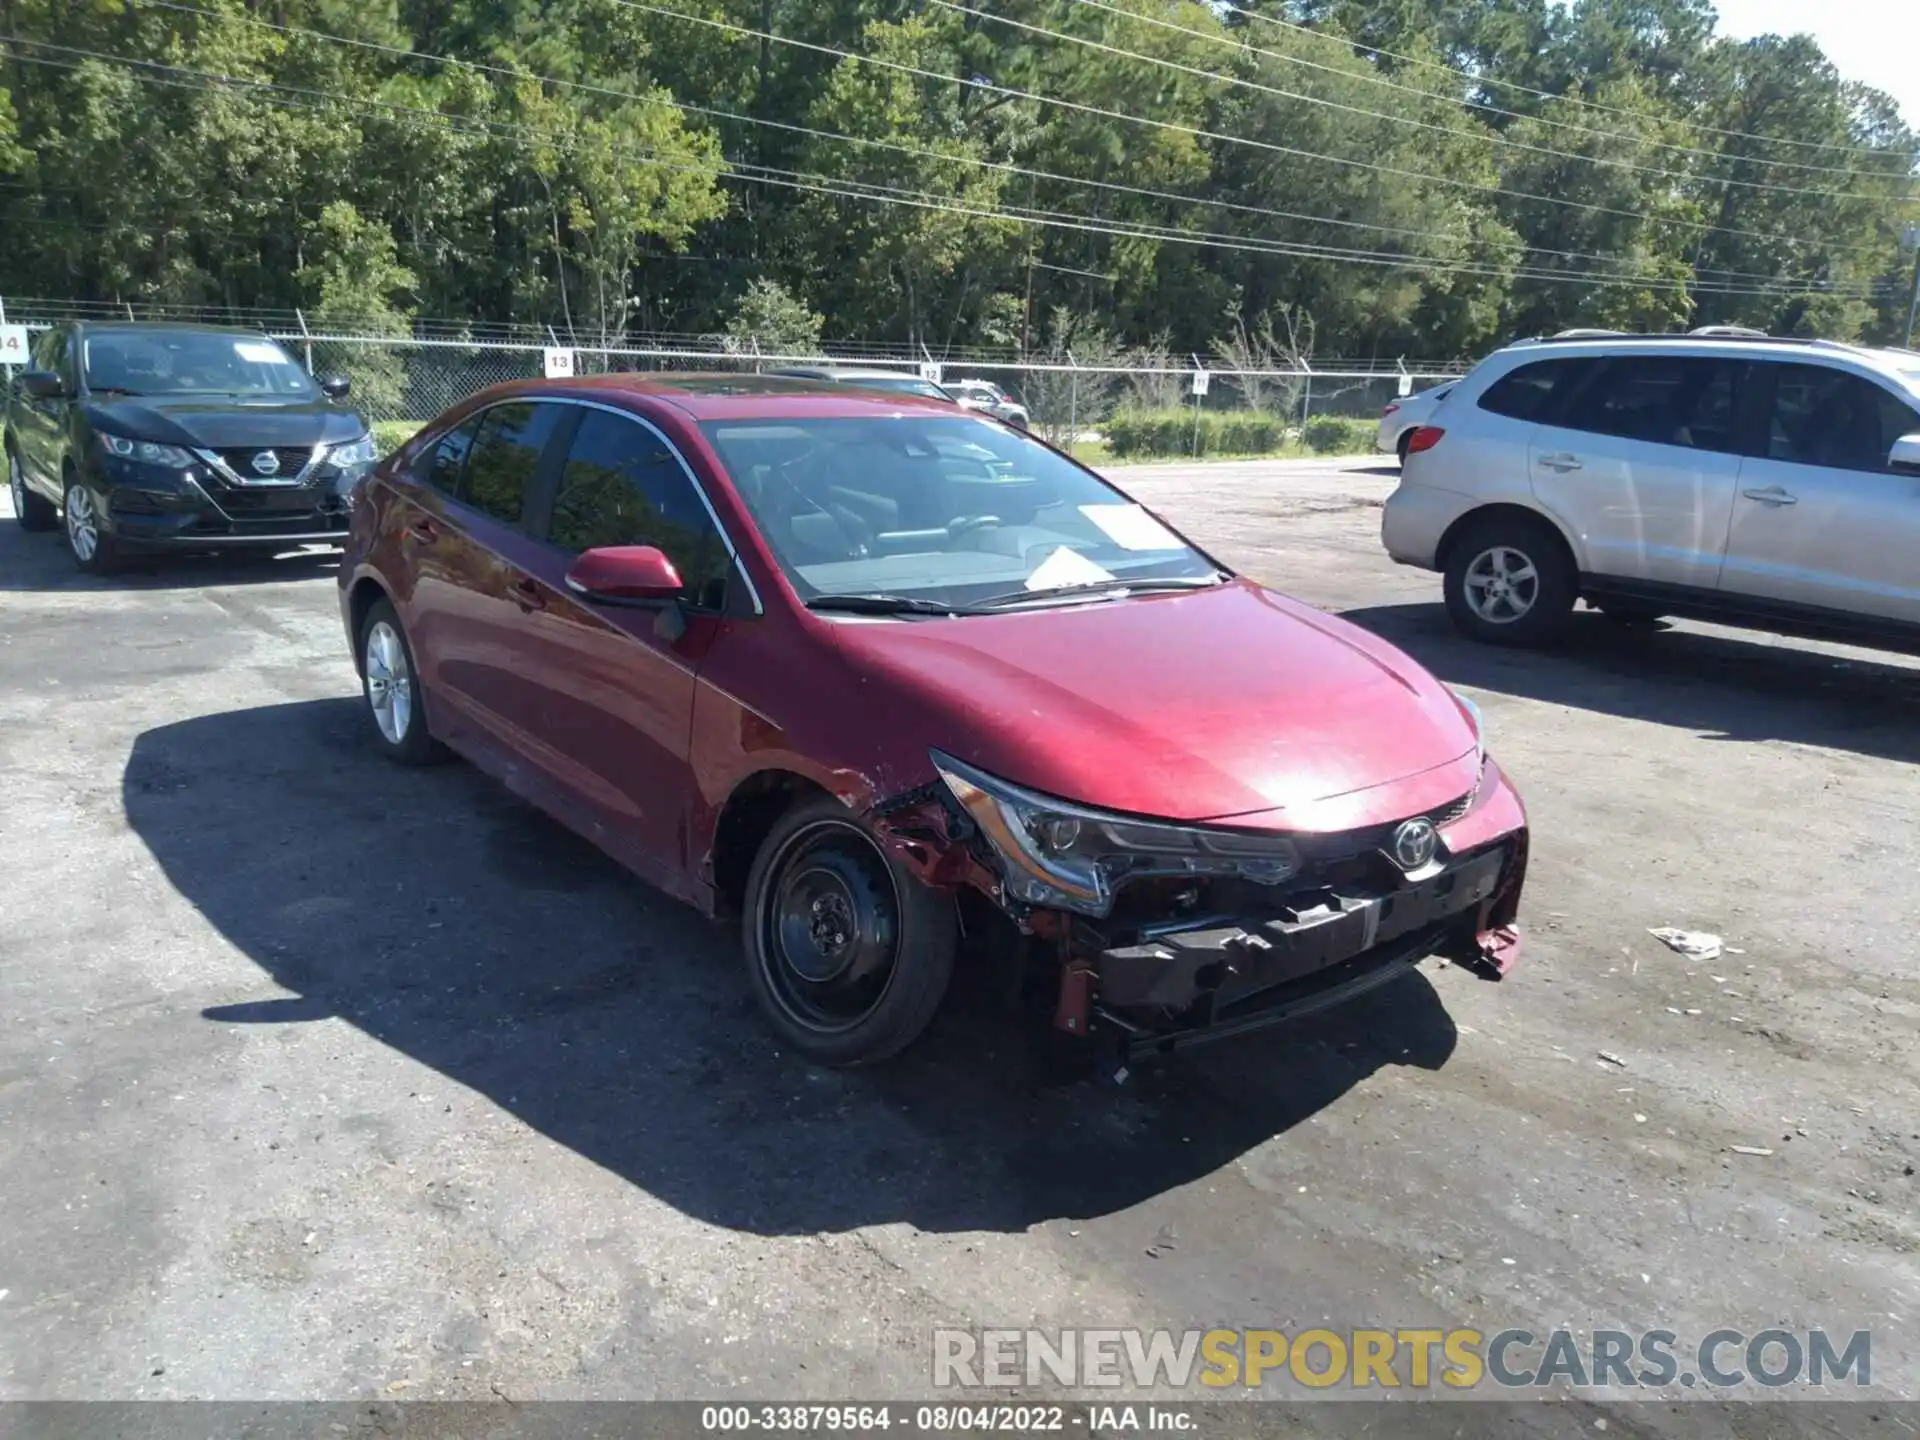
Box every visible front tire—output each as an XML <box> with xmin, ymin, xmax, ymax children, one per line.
<box><xmin>63</xmin><ymin>478</ymin><xmax>120</xmax><ymax>574</ymax></box>
<box><xmin>1443</xmin><ymin>514</ymin><xmax>1576</xmax><ymax>647</ymax></box>
<box><xmin>742</xmin><ymin>797</ymin><xmax>956</xmax><ymax>1066</ymax></box>
<box><xmin>9</xmin><ymin>447</ymin><xmax>56</xmax><ymax>531</ymax></box>
<box><xmin>357</xmin><ymin>599</ymin><xmax>445</xmax><ymax>765</ymax></box>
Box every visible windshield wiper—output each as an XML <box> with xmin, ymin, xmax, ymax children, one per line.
<box><xmin>973</xmin><ymin>574</ymin><xmax>1226</xmax><ymax>610</ymax></box>
<box><xmin>89</xmin><ymin>386</ymin><xmax>144</xmax><ymax>397</ymax></box>
<box><xmin>806</xmin><ymin>593</ymin><xmax>983</xmax><ymax>617</ymax></box>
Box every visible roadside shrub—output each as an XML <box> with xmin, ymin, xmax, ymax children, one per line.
<box><xmin>371</xmin><ymin>419</ymin><xmax>420</xmax><ymax>456</ymax></box>
<box><xmin>1105</xmin><ymin>408</ymin><xmax>1294</xmax><ymax>459</ymax></box>
<box><xmin>1301</xmin><ymin>415</ymin><xmax>1376</xmax><ymax>455</ymax></box>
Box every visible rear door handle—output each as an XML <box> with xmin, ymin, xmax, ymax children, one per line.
<box><xmin>1537</xmin><ymin>453</ymin><xmax>1583</xmax><ymax>472</ymax></box>
<box><xmin>511</xmin><ymin>575</ymin><xmax>547</xmax><ymax>612</ymax></box>
<box><xmin>1742</xmin><ymin>486</ymin><xmax>1798</xmax><ymax>506</ymax></box>
<box><xmin>405</xmin><ymin>517</ymin><xmax>440</xmax><ymax>544</ymax></box>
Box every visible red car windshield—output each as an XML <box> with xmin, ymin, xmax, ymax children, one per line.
<box><xmin>699</xmin><ymin>415</ymin><xmax>1219</xmax><ymax>609</ymax></box>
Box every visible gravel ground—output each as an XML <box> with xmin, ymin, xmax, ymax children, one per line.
<box><xmin>1</xmin><ymin>457</ymin><xmax>1915</xmax><ymax>1431</ymax></box>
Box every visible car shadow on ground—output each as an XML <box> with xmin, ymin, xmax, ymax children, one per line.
<box><xmin>0</xmin><ymin>516</ymin><xmax>341</xmax><ymax>590</ymax></box>
<box><xmin>125</xmin><ymin>697</ymin><xmax>1457</xmax><ymax>1236</ymax></box>
<box><xmin>1343</xmin><ymin>602</ymin><xmax>1920</xmax><ymax>767</ymax></box>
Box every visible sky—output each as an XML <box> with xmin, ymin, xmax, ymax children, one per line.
<box><xmin>1710</xmin><ymin>0</ymin><xmax>1918</xmax><ymax>127</ymax></box>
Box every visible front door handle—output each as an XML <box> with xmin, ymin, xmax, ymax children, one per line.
<box><xmin>1538</xmin><ymin>453</ymin><xmax>1583</xmax><ymax>472</ymax></box>
<box><xmin>511</xmin><ymin>576</ymin><xmax>547</xmax><ymax>613</ymax></box>
<box><xmin>1742</xmin><ymin>486</ymin><xmax>1798</xmax><ymax>506</ymax></box>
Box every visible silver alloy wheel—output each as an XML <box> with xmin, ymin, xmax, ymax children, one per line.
<box><xmin>65</xmin><ymin>484</ymin><xmax>98</xmax><ymax>562</ymax></box>
<box><xmin>364</xmin><ymin>620</ymin><xmax>413</xmax><ymax>745</ymax></box>
<box><xmin>8</xmin><ymin>451</ymin><xmax>23</xmax><ymax>517</ymax></box>
<box><xmin>1462</xmin><ymin>545</ymin><xmax>1540</xmax><ymax>624</ymax></box>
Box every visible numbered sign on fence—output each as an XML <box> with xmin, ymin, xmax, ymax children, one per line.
<box><xmin>1190</xmin><ymin>369</ymin><xmax>1210</xmax><ymax>397</ymax></box>
<box><xmin>918</xmin><ymin>361</ymin><xmax>943</xmax><ymax>384</ymax></box>
<box><xmin>0</xmin><ymin>325</ymin><xmax>30</xmax><ymax>365</ymax></box>
<box><xmin>543</xmin><ymin>347</ymin><xmax>576</xmax><ymax>379</ymax></box>
<box><xmin>1398</xmin><ymin>373</ymin><xmax>1413</xmax><ymax>397</ymax></box>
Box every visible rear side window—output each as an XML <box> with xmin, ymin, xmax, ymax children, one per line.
<box><xmin>1559</xmin><ymin>356</ymin><xmax>1739</xmax><ymax>453</ymax></box>
<box><xmin>458</xmin><ymin>402</ymin><xmax>565</xmax><ymax>527</ymax></box>
<box><xmin>1760</xmin><ymin>363</ymin><xmax>1920</xmax><ymax>473</ymax></box>
<box><xmin>546</xmin><ymin>410</ymin><xmax>732</xmax><ymax>609</ymax></box>
<box><xmin>420</xmin><ymin>412</ymin><xmax>484</xmax><ymax>494</ymax></box>
<box><xmin>1476</xmin><ymin>359</ymin><xmax>1584</xmax><ymax>421</ymax></box>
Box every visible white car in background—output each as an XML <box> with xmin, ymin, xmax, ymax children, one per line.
<box><xmin>947</xmin><ymin>378</ymin><xmax>1031</xmax><ymax>429</ymax></box>
<box><xmin>1377</xmin><ymin>383</ymin><xmax>1455</xmax><ymax>463</ymax></box>
<box><xmin>1380</xmin><ymin>330</ymin><xmax>1920</xmax><ymax>650</ymax></box>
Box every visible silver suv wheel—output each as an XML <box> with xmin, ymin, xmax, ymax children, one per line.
<box><xmin>1462</xmin><ymin>545</ymin><xmax>1540</xmax><ymax>624</ymax></box>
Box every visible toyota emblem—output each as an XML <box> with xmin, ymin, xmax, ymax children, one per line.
<box><xmin>250</xmin><ymin>449</ymin><xmax>281</xmax><ymax>476</ymax></box>
<box><xmin>1388</xmin><ymin>816</ymin><xmax>1439</xmax><ymax>872</ymax></box>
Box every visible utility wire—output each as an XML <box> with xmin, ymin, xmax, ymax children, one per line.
<box><xmin>604</xmin><ymin>0</ymin><xmax>1898</xmax><ymax>257</ymax></box>
<box><xmin>1046</xmin><ymin>0</ymin><xmax>1912</xmax><ymax>193</ymax></box>
<box><xmin>1217</xmin><ymin>0</ymin><xmax>1908</xmax><ymax>163</ymax></box>
<box><xmin>4</xmin><ymin>40</ymin><xmax>1890</xmax><ymax>301</ymax></box>
<box><xmin>135</xmin><ymin>0</ymin><xmax>1874</xmax><ymax>293</ymax></box>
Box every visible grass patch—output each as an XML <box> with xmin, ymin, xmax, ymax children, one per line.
<box><xmin>372</xmin><ymin>419</ymin><xmax>421</xmax><ymax>456</ymax></box>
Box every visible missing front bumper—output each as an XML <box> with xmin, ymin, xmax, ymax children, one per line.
<box><xmin>1073</xmin><ymin>844</ymin><xmax>1516</xmax><ymax>1049</ymax></box>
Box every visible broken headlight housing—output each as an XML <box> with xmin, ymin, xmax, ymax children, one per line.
<box><xmin>931</xmin><ymin>750</ymin><xmax>1301</xmax><ymax>918</ymax></box>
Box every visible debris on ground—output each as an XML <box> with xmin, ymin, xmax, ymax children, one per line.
<box><xmin>1730</xmin><ymin>1145</ymin><xmax>1775</xmax><ymax>1157</ymax></box>
<box><xmin>1598</xmin><ymin>1051</ymin><xmax>1629</xmax><ymax>1068</ymax></box>
<box><xmin>1648</xmin><ymin>928</ymin><xmax>1724</xmax><ymax>960</ymax></box>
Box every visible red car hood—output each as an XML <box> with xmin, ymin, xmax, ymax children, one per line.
<box><xmin>825</xmin><ymin>579</ymin><xmax>1481</xmax><ymax>830</ymax></box>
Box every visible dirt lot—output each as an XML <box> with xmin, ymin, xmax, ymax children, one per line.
<box><xmin>1</xmin><ymin>457</ymin><xmax>1916</xmax><ymax>1428</ymax></box>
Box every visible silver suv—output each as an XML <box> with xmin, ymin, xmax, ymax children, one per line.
<box><xmin>1380</xmin><ymin>331</ymin><xmax>1920</xmax><ymax>649</ymax></box>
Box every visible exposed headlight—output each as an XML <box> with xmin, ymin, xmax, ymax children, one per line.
<box><xmin>328</xmin><ymin>433</ymin><xmax>378</xmax><ymax>469</ymax></box>
<box><xmin>931</xmin><ymin>750</ymin><xmax>1300</xmax><ymax>917</ymax></box>
<box><xmin>100</xmin><ymin>434</ymin><xmax>193</xmax><ymax>469</ymax></box>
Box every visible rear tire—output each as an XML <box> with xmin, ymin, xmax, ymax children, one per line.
<box><xmin>742</xmin><ymin>797</ymin><xmax>956</xmax><ymax>1066</ymax></box>
<box><xmin>1443</xmin><ymin>514</ymin><xmax>1576</xmax><ymax>647</ymax></box>
<box><xmin>357</xmin><ymin>599</ymin><xmax>446</xmax><ymax>765</ymax></box>
<box><xmin>63</xmin><ymin>477</ymin><xmax>121</xmax><ymax>574</ymax></box>
<box><xmin>9</xmin><ymin>447</ymin><xmax>56</xmax><ymax>531</ymax></box>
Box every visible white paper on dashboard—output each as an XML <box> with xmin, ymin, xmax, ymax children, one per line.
<box><xmin>1079</xmin><ymin>503</ymin><xmax>1182</xmax><ymax>550</ymax></box>
<box><xmin>234</xmin><ymin>342</ymin><xmax>291</xmax><ymax>364</ymax></box>
<box><xmin>1024</xmin><ymin>546</ymin><xmax>1116</xmax><ymax>591</ymax></box>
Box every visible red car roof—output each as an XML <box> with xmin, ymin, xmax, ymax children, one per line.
<box><xmin>501</xmin><ymin>372</ymin><xmax>966</xmax><ymax>422</ymax></box>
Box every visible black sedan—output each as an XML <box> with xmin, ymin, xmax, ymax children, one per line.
<box><xmin>5</xmin><ymin>322</ymin><xmax>377</xmax><ymax>573</ymax></box>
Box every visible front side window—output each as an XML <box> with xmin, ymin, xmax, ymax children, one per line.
<box><xmin>1762</xmin><ymin>364</ymin><xmax>1920</xmax><ymax>473</ymax></box>
<box><xmin>1558</xmin><ymin>356</ymin><xmax>1739</xmax><ymax>453</ymax></box>
<box><xmin>698</xmin><ymin>414</ymin><xmax>1221</xmax><ymax>610</ymax></box>
<box><xmin>458</xmin><ymin>402</ymin><xmax>564</xmax><ymax>527</ymax></box>
<box><xmin>420</xmin><ymin>413</ymin><xmax>484</xmax><ymax>495</ymax></box>
<box><xmin>80</xmin><ymin>330</ymin><xmax>316</xmax><ymax>399</ymax></box>
<box><xmin>547</xmin><ymin>410</ymin><xmax>732</xmax><ymax>608</ymax></box>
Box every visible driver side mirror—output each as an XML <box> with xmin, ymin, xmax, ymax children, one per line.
<box><xmin>319</xmin><ymin>374</ymin><xmax>352</xmax><ymax>400</ymax></box>
<box><xmin>20</xmin><ymin>369</ymin><xmax>65</xmax><ymax>401</ymax></box>
<box><xmin>565</xmin><ymin>546</ymin><xmax>688</xmax><ymax>640</ymax></box>
<box><xmin>1891</xmin><ymin>432</ymin><xmax>1920</xmax><ymax>474</ymax></box>
<box><xmin>565</xmin><ymin>545</ymin><xmax>683</xmax><ymax>600</ymax></box>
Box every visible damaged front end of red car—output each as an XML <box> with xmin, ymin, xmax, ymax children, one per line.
<box><xmin>865</xmin><ymin>751</ymin><xmax>1529</xmax><ymax>1059</ymax></box>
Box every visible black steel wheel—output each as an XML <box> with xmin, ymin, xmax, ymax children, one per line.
<box><xmin>742</xmin><ymin>798</ymin><xmax>955</xmax><ymax>1066</ymax></box>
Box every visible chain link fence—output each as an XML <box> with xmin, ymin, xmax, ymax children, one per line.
<box><xmin>1</xmin><ymin>297</ymin><xmax>1463</xmax><ymax>461</ymax></box>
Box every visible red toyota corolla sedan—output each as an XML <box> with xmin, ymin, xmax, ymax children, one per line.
<box><xmin>339</xmin><ymin>375</ymin><xmax>1526</xmax><ymax>1065</ymax></box>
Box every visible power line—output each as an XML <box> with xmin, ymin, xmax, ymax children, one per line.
<box><xmin>605</xmin><ymin>0</ymin><xmax>1897</xmax><ymax>258</ymax></box>
<box><xmin>134</xmin><ymin>0</ymin><xmax>1872</xmax><ymax>293</ymax></box>
<box><xmin>1217</xmin><ymin>0</ymin><xmax>1908</xmax><ymax>164</ymax></box>
<box><xmin>5</xmin><ymin>39</ymin><xmax>1890</xmax><ymax>302</ymax></box>
<box><xmin>1046</xmin><ymin>0</ymin><xmax>1912</xmax><ymax>194</ymax></box>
